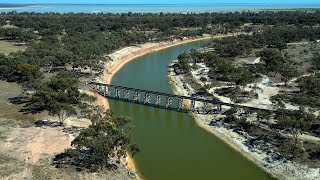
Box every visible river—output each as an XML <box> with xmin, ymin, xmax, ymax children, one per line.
<box><xmin>109</xmin><ymin>40</ymin><xmax>273</xmax><ymax>179</ymax></box>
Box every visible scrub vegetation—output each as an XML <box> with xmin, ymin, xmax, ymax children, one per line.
<box><xmin>1</xmin><ymin>10</ymin><xmax>320</xmax><ymax>177</ymax></box>
<box><xmin>174</xmin><ymin>15</ymin><xmax>320</xmax><ymax>173</ymax></box>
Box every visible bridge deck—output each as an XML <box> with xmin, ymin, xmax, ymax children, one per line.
<box><xmin>88</xmin><ymin>82</ymin><xmax>278</xmax><ymax>113</ymax></box>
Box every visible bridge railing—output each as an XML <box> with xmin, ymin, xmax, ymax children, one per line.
<box><xmin>87</xmin><ymin>81</ymin><xmax>278</xmax><ymax>114</ymax></box>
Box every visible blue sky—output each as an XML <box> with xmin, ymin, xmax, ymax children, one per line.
<box><xmin>3</xmin><ymin>0</ymin><xmax>320</xmax><ymax>4</ymax></box>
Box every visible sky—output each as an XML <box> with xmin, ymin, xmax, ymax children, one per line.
<box><xmin>2</xmin><ymin>0</ymin><xmax>320</xmax><ymax>4</ymax></box>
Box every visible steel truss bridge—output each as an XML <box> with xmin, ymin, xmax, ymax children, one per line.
<box><xmin>88</xmin><ymin>82</ymin><xmax>278</xmax><ymax>114</ymax></box>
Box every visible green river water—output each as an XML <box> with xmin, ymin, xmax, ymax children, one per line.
<box><xmin>109</xmin><ymin>40</ymin><xmax>273</xmax><ymax>180</ymax></box>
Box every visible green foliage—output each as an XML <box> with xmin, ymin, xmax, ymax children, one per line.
<box><xmin>130</xmin><ymin>144</ymin><xmax>141</xmax><ymax>157</ymax></box>
<box><xmin>214</xmin><ymin>35</ymin><xmax>254</xmax><ymax>57</ymax></box>
<box><xmin>258</xmin><ymin>48</ymin><xmax>299</xmax><ymax>83</ymax></box>
<box><xmin>256</xmin><ymin>110</ymin><xmax>271</xmax><ymax>121</ymax></box>
<box><xmin>275</xmin><ymin>110</ymin><xmax>316</xmax><ymax>158</ymax></box>
<box><xmin>27</xmin><ymin>73</ymin><xmax>83</xmax><ymax>124</ymax></box>
<box><xmin>280</xmin><ymin>63</ymin><xmax>299</xmax><ymax>85</ymax></box>
<box><xmin>258</xmin><ymin>48</ymin><xmax>286</xmax><ymax>74</ymax></box>
<box><xmin>208</xmin><ymin>58</ymin><xmax>254</xmax><ymax>85</ymax></box>
<box><xmin>202</xmin><ymin>52</ymin><xmax>221</xmax><ymax>67</ymax></box>
<box><xmin>177</xmin><ymin>52</ymin><xmax>191</xmax><ymax>72</ymax></box>
<box><xmin>213</xmin><ymin>27</ymin><xmax>320</xmax><ymax>58</ymax></box>
<box><xmin>54</xmin><ymin>111</ymin><xmax>135</xmax><ymax>172</ymax></box>
<box><xmin>270</xmin><ymin>94</ymin><xmax>287</xmax><ymax>109</ymax></box>
<box><xmin>274</xmin><ymin>74</ymin><xmax>320</xmax><ymax>109</ymax></box>
<box><xmin>48</xmin><ymin>102</ymin><xmax>77</xmax><ymax>124</ymax></box>
<box><xmin>293</xmin><ymin>75</ymin><xmax>320</xmax><ymax>108</ymax></box>
<box><xmin>312</xmin><ymin>53</ymin><xmax>320</xmax><ymax>70</ymax></box>
<box><xmin>276</xmin><ymin>110</ymin><xmax>315</xmax><ymax>131</ymax></box>
<box><xmin>17</xmin><ymin>63</ymin><xmax>42</xmax><ymax>82</ymax></box>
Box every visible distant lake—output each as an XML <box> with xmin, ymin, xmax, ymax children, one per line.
<box><xmin>0</xmin><ymin>3</ymin><xmax>320</xmax><ymax>13</ymax></box>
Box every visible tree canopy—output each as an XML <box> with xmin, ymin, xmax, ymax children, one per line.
<box><xmin>54</xmin><ymin>111</ymin><xmax>137</xmax><ymax>172</ymax></box>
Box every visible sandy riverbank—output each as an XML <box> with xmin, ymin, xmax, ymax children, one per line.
<box><xmin>92</xmin><ymin>33</ymin><xmax>251</xmax><ymax>179</ymax></box>
<box><xmin>99</xmin><ymin>33</ymin><xmax>243</xmax><ymax>108</ymax></box>
<box><xmin>94</xmin><ymin>35</ymin><xmax>213</xmax><ymax>179</ymax></box>
<box><xmin>94</xmin><ymin>34</ymin><xmax>257</xmax><ymax>179</ymax></box>
<box><xmin>167</xmin><ymin>66</ymin><xmax>320</xmax><ymax>180</ymax></box>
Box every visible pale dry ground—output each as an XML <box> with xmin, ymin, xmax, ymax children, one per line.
<box><xmin>168</xmin><ymin>62</ymin><xmax>320</xmax><ymax>180</ymax></box>
<box><xmin>168</xmin><ymin>69</ymin><xmax>320</xmax><ymax>180</ymax></box>
<box><xmin>0</xmin><ymin>40</ymin><xmax>26</xmax><ymax>55</ymax></box>
<box><xmin>2</xmin><ymin>24</ymin><xmax>18</xmax><ymax>29</ymax></box>
<box><xmin>91</xmin><ymin>33</ymin><xmax>248</xmax><ymax>178</ymax></box>
<box><xmin>0</xmin><ymin>34</ymin><xmax>243</xmax><ymax>179</ymax></box>
<box><xmin>0</xmin><ymin>36</ymin><xmax>215</xmax><ymax>179</ymax></box>
<box><xmin>93</xmin><ymin>35</ymin><xmax>217</xmax><ymax>179</ymax></box>
<box><xmin>0</xmin><ymin>81</ymin><xmax>131</xmax><ymax>179</ymax></box>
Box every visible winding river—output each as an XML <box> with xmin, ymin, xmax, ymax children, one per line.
<box><xmin>109</xmin><ymin>40</ymin><xmax>273</xmax><ymax>180</ymax></box>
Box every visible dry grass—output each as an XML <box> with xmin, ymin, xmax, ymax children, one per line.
<box><xmin>0</xmin><ymin>40</ymin><xmax>27</xmax><ymax>55</ymax></box>
<box><xmin>0</xmin><ymin>81</ymin><xmax>132</xmax><ymax>179</ymax></box>
<box><xmin>285</xmin><ymin>43</ymin><xmax>320</xmax><ymax>73</ymax></box>
<box><xmin>0</xmin><ymin>81</ymin><xmax>41</xmax><ymax>123</ymax></box>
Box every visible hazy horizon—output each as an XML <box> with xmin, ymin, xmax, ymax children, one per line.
<box><xmin>2</xmin><ymin>0</ymin><xmax>320</xmax><ymax>5</ymax></box>
<box><xmin>2</xmin><ymin>1</ymin><xmax>320</xmax><ymax>13</ymax></box>
<box><xmin>2</xmin><ymin>3</ymin><xmax>320</xmax><ymax>5</ymax></box>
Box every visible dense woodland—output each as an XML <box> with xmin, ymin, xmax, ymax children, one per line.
<box><xmin>1</xmin><ymin>11</ymin><xmax>320</xmax><ymax>86</ymax></box>
<box><xmin>1</xmin><ymin>10</ymin><xmax>320</xmax><ymax>171</ymax></box>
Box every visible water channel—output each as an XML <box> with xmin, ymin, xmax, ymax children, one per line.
<box><xmin>109</xmin><ymin>40</ymin><xmax>273</xmax><ymax>180</ymax></box>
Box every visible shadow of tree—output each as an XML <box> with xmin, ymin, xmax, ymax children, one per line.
<box><xmin>53</xmin><ymin>150</ymin><xmax>117</xmax><ymax>172</ymax></box>
<box><xmin>8</xmin><ymin>96</ymin><xmax>44</xmax><ymax>114</ymax></box>
<box><xmin>34</xmin><ymin>120</ymin><xmax>62</xmax><ymax>127</ymax></box>
<box><xmin>8</xmin><ymin>96</ymin><xmax>30</xmax><ymax>105</ymax></box>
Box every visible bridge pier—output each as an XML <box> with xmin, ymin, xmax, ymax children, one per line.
<box><xmin>103</xmin><ymin>85</ymin><xmax>107</xmax><ymax>96</ymax></box>
<box><xmin>178</xmin><ymin>98</ymin><xmax>183</xmax><ymax>111</ymax></box>
<box><xmin>115</xmin><ymin>87</ymin><xmax>120</xmax><ymax>99</ymax></box>
<box><xmin>190</xmin><ymin>100</ymin><xmax>195</xmax><ymax>112</ymax></box>
<box><xmin>204</xmin><ymin>102</ymin><xmax>208</xmax><ymax>114</ymax></box>
<box><xmin>133</xmin><ymin>91</ymin><xmax>140</xmax><ymax>103</ymax></box>
<box><xmin>87</xmin><ymin>82</ymin><xmax>275</xmax><ymax>115</ymax></box>
<box><xmin>105</xmin><ymin>87</ymin><xmax>110</xmax><ymax>97</ymax></box>
<box><xmin>165</xmin><ymin>96</ymin><xmax>172</xmax><ymax>109</ymax></box>
<box><xmin>217</xmin><ymin>104</ymin><xmax>222</xmax><ymax>112</ymax></box>
<box><xmin>144</xmin><ymin>93</ymin><xmax>150</xmax><ymax>105</ymax></box>
<box><xmin>155</xmin><ymin>95</ymin><xmax>161</xmax><ymax>107</ymax></box>
<box><xmin>124</xmin><ymin>89</ymin><xmax>129</xmax><ymax>101</ymax></box>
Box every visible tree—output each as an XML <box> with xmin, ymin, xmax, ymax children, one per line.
<box><xmin>54</xmin><ymin>111</ymin><xmax>137</xmax><ymax>172</ymax></box>
<box><xmin>235</xmin><ymin>68</ymin><xmax>254</xmax><ymax>87</ymax></box>
<box><xmin>270</xmin><ymin>94</ymin><xmax>286</xmax><ymax>110</ymax></box>
<box><xmin>130</xmin><ymin>144</ymin><xmax>141</xmax><ymax>157</ymax></box>
<box><xmin>311</xmin><ymin>53</ymin><xmax>320</xmax><ymax>70</ymax></box>
<box><xmin>177</xmin><ymin>52</ymin><xmax>191</xmax><ymax>72</ymax></box>
<box><xmin>27</xmin><ymin>74</ymin><xmax>82</xmax><ymax>121</ymax></box>
<box><xmin>256</xmin><ymin>110</ymin><xmax>270</xmax><ymax>122</ymax></box>
<box><xmin>279</xmin><ymin>58</ymin><xmax>299</xmax><ymax>85</ymax></box>
<box><xmin>276</xmin><ymin>110</ymin><xmax>316</xmax><ymax>159</ymax></box>
<box><xmin>49</xmin><ymin>102</ymin><xmax>76</xmax><ymax>125</ymax></box>
<box><xmin>177</xmin><ymin>52</ymin><xmax>190</xmax><ymax>61</ymax></box>
<box><xmin>258</xmin><ymin>48</ymin><xmax>285</xmax><ymax>76</ymax></box>
<box><xmin>79</xmin><ymin>93</ymin><xmax>96</xmax><ymax>105</ymax></box>
<box><xmin>275</xmin><ymin>41</ymin><xmax>287</xmax><ymax>52</ymax></box>
<box><xmin>19</xmin><ymin>31</ymin><xmax>36</xmax><ymax>43</ymax></box>
<box><xmin>17</xmin><ymin>63</ymin><xmax>42</xmax><ymax>82</ymax></box>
